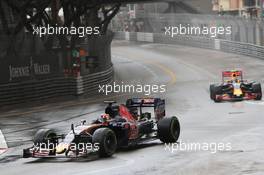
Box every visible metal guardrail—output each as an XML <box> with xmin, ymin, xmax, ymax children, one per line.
<box><xmin>154</xmin><ymin>33</ymin><xmax>215</xmax><ymax>50</ymax></box>
<box><xmin>220</xmin><ymin>40</ymin><xmax>264</xmax><ymax>59</ymax></box>
<box><xmin>0</xmin><ymin>76</ymin><xmax>76</xmax><ymax>106</ymax></box>
<box><xmin>114</xmin><ymin>31</ymin><xmax>264</xmax><ymax>60</ymax></box>
<box><xmin>78</xmin><ymin>66</ymin><xmax>114</xmax><ymax>95</ymax></box>
<box><xmin>0</xmin><ymin>66</ymin><xmax>114</xmax><ymax>106</ymax></box>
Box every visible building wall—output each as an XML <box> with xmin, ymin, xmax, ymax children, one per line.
<box><xmin>230</xmin><ymin>0</ymin><xmax>240</xmax><ymax>10</ymax></box>
<box><xmin>184</xmin><ymin>0</ymin><xmax>213</xmax><ymax>13</ymax></box>
<box><xmin>213</xmin><ymin>0</ymin><xmax>262</xmax><ymax>17</ymax></box>
<box><xmin>215</xmin><ymin>0</ymin><xmax>260</xmax><ymax>11</ymax></box>
<box><xmin>219</xmin><ymin>0</ymin><xmax>230</xmax><ymax>11</ymax></box>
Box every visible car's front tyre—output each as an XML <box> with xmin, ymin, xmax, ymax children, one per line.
<box><xmin>252</xmin><ymin>83</ymin><xmax>262</xmax><ymax>100</ymax></box>
<box><xmin>210</xmin><ymin>84</ymin><xmax>215</xmax><ymax>100</ymax></box>
<box><xmin>33</xmin><ymin>129</ymin><xmax>57</xmax><ymax>155</ymax></box>
<box><xmin>211</xmin><ymin>85</ymin><xmax>222</xmax><ymax>102</ymax></box>
<box><xmin>92</xmin><ymin>128</ymin><xmax>117</xmax><ymax>157</ymax></box>
<box><xmin>33</xmin><ymin>129</ymin><xmax>57</xmax><ymax>147</ymax></box>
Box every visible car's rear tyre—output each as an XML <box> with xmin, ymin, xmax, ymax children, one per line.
<box><xmin>252</xmin><ymin>83</ymin><xmax>262</xmax><ymax>100</ymax></box>
<box><xmin>157</xmin><ymin>116</ymin><xmax>180</xmax><ymax>143</ymax></box>
<box><xmin>92</xmin><ymin>128</ymin><xmax>117</xmax><ymax>157</ymax></box>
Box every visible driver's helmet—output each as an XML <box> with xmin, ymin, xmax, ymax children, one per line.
<box><xmin>101</xmin><ymin>114</ymin><xmax>110</xmax><ymax>121</ymax></box>
<box><xmin>129</xmin><ymin>107</ymin><xmax>139</xmax><ymax>120</ymax></box>
<box><xmin>105</xmin><ymin>105</ymin><xmax>119</xmax><ymax>118</ymax></box>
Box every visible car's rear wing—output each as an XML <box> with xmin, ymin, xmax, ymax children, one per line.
<box><xmin>126</xmin><ymin>98</ymin><xmax>161</xmax><ymax>107</ymax></box>
<box><xmin>126</xmin><ymin>98</ymin><xmax>165</xmax><ymax>120</ymax></box>
<box><xmin>222</xmin><ymin>70</ymin><xmax>243</xmax><ymax>82</ymax></box>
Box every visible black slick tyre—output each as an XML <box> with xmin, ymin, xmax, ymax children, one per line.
<box><xmin>157</xmin><ymin>116</ymin><xmax>180</xmax><ymax>143</ymax></box>
<box><xmin>92</xmin><ymin>128</ymin><xmax>117</xmax><ymax>157</ymax></box>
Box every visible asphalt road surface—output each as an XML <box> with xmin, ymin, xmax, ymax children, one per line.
<box><xmin>0</xmin><ymin>41</ymin><xmax>264</xmax><ymax>175</ymax></box>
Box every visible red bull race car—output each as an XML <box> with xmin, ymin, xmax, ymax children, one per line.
<box><xmin>23</xmin><ymin>98</ymin><xmax>180</xmax><ymax>158</ymax></box>
<box><xmin>210</xmin><ymin>70</ymin><xmax>262</xmax><ymax>102</ymax></box>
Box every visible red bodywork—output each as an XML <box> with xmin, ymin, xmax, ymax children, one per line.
<box><xmin>222</xmin><ymin>70</ymin><xmax>243</xmax><ymax>83</ymax></box>
<box><xmin>119</xmin><ymin>105</ymin><xmax>135</xmax><ymax>122</ymax></box>
<box><xmin>222</xmin><ymin>70</ymin><xmax>242</xmax><ymax>77</ymax></box>
<box><xmin>118</xmin><ymin>105</ymin><xmax>139</xmax><ymax>139</ymax></box>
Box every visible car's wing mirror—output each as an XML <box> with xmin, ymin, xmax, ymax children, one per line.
<box><xmin>71</xmin><ymin>123</ymin><xmax>75</xmax><ymax>134</ymax></box>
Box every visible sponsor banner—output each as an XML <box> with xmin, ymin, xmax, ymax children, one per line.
<box><xmin>0</xmin><ymin>47</ymin><xmax>59</xmax><ymax>84</ymax></box>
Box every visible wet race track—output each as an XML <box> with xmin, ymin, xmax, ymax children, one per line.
<box><xmin>0</xmin><ymin>41</ymin><xmax>264</xmax><ymax>175</ymax></box>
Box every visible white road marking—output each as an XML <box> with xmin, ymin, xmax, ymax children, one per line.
<box><xmin>0</xmin><ymin>129</ymin><xmax>8</xmax><ymax>154</ymax></box>
<box><xmin>245</xmin><ymin>100</ymin><xmax>264</xmax><ymax>105</ymax></box>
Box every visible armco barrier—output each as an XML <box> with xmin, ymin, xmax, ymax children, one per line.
<box><xmin>220</xmin><ymin>40</ymin><xmax>264</xmax><ymax>59</ymax></box>
<box><xmin>114</xmin><ymin>31</ymin><xmax>264</xmax><ymax>60</ymax></box>
<box><xmin>154</xmin><ymin>33</ymin><xmax>215</xmax><ymax>50</ymax></box>
<box><xmin>80</xmin><ymin>66</ymin><xmax>114</xmax><ymax>95</ymax></box>
<box><xmin>0</xmin><ymin>66</ymin><xmax>114</xmax><ymax>106</ymax></box>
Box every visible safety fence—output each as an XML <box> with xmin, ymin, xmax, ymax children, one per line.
<box><xmin>0</xmin><ymin>66</ymin><xmax>113</xmax><ymax>106</ymax></box>
<box><xmin>114</xmin><ymin>32</ymin><xmax>264</xmax><ymax>60</ymax></box>
<box><xmin>113</xmin><ymin>13</ymin><xmax>264</xmax><ymax>46</ymax></box>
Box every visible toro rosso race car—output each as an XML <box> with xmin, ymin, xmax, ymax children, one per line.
<box><xmin>23</xmin><ymin>98</ymin><xmax>180</xmax><ymax>158</ymax></box>
<box><xmin>210</xmin><ymin>70</ymin><xmax>262</xmax><ymax>102</ymax></box>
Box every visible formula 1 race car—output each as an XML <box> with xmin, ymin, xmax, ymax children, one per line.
<box><xmin>210</xmin><ymin>70</ymin><xmax>262</xmax><ymax>102</ymax></box>
<box><xmin>23</xmin><ymin>98</ymin><xmax>180</xmax><ymax>158</ymax></box>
